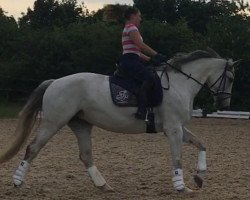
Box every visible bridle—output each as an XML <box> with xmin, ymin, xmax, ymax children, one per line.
<box><xmin>208</xmin><ymin>61</ymin><xmax>234</xmax><ymax>103</ymax></box>
<box><xmin>156</xmin><ymin>60</ymin><xmax>234</xmax><ymax>105</ymax></box>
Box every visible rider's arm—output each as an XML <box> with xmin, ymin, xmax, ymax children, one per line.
<box><xmin>140</xmin><ymin>53</ymin><xmax>150</xmax><ymax>62</ymax></box>
<box><xmin>129</xmin><ymin>31</ymin><xmax>157</xmax><ymax>57</ymax></box>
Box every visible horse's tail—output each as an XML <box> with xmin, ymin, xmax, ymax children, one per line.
<box><xmin>0</xmin><ymin>79</ymin><xmax>54</xmax><ymax>163</ymax></box>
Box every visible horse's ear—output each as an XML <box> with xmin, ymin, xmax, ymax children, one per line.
<box><xmin>233</xmin><ymin>59</ymin><xmax>243</xmax><ymax>68</ymax></box>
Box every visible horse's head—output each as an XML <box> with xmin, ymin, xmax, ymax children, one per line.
<box><xmin>207</xmin><ymin>59</ymin><xmax>240</xmax><ymax>110</ymax></box>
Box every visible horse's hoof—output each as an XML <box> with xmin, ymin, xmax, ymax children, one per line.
<box><xmin>13</xmin><ymin>179</ymin><xmax>23</xmax><ymax>187</ymax></box>
<box><xmin>177</xmin><ymin>187</ymin><xmax>193</xmax><ymax>193</ymax></box>
<box><xmin>14</xmin><ymin>184</ymin><xmax>20</xmax><ymax>188</ymax></box>
<box><xmin>193</xmin><ymin>174</ymin><xmax>203</xmax><ymax>188</ymax></box>
<box><xmin>98</xmin><ymin>183</ymin><xmax>114</xmax><ymax>193</ymax></box>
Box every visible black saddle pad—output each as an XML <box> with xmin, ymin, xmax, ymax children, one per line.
<box><xmin>109</xmin><ymin>73</ymin><xmax>163</xmax><ymax>107</ymax></box>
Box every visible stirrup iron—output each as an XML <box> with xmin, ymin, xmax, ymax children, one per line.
<box><xmin>145</xmin><ymin>110</ymin><xmax>149</xmax><ymax>122</ymax></box>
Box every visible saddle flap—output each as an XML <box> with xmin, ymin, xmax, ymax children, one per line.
<box><xmin>110</xmin><ymin>81</ymin><xmax>138</xmax><ymax>107</ymax></box>
<box><xmin>109</xmin><ymin>74</ymin><xmax>163</xmax><ymax>107</ymax></box>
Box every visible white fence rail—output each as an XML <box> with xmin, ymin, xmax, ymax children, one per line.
<box><xmin>192</xmin><ymin>109</ymin><xmax>250</xmax><ymax>119</ymax></box>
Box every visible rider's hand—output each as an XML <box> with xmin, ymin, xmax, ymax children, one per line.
<box><xmin>151</xmin><ymin>53</ymin><xmax>167</xmax><ymax>65</ymax></box>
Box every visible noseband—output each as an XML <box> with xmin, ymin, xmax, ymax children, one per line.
<box><xmin>209</xmin><ymin>61</ymin><xmax>234</xmax><ymax>102</ymax></box>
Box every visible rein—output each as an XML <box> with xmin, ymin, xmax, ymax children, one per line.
<box><xmin>157</xmin><ymin>63</ymin><xmax>207</xmax><ymax>91</ymax></box>
<box><xmin>156</xmin><ymin>61</ymin><xmax>233</xmax><ymax>100</ymax></box>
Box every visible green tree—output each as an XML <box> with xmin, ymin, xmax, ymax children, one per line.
<box><xmin>177</xmin><ymin>0</ymin><xmax>249</xmax><ymax>34</ymax></box>
<box><xmin>0</xmin><ymin>8</ymin><xmax>18</xmax><ymax>59</ymax></box>
<box><xmin>134</xmin><ymin>0</ymin><xmax>250</xmax><ymax>34</ymax></box>
<box><xmin>19</xmin><ymin>0</ymin><xmax>84</xmax><ymax>29</ymax></box>
<box><xmin>141</xmin><ymin>20</ymin><xmax>202</xmax><ymax>58</ymax></box>
<box><xmin>206</xmin><ymin>15</ymin><xmax>250</xmax><ymax>110</ymax></box>
<box><xmin>134</xmin><ymin>0</ymin><xmax>179</xmax><ymax>23</ymax></box>
<box><xmin>0</xmin><ymin>8</ymin><xmax>19</xmax><ymax>100</ymax></box>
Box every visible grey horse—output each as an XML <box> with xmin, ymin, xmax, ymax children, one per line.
<box><xmin>0</xmin><ymin>49</ymin><xmax>238</xmax><ymax>193</ymax></box>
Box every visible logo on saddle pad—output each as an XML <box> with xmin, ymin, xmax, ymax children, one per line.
<box><xmin>109</xmin><ymin>75</ymin><xmax>163</xmax><ymax>107</ymax></box>
<box><xmin>116</xmin><ymin>90</ymin><xmax>129</xmax><ymax>102</ymax></box>
<box><xmin>110</xmin><ymin>82</ymin><xmax>138</xmax><ymax>107</ymax></box>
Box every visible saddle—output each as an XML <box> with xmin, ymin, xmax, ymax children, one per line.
<box><xmin>109</xmin><ymin>64</ymin><xmax>163</xmax><ymax>133</ymax></box>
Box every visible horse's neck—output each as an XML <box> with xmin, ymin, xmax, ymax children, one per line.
<box><xmin>166</xmin><ymin>59</ymin><xmax>218</xmax><ymax>98</ymax></box>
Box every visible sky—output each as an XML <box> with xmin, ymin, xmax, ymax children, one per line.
<box><xmin>0</xmin><ymin>0</ymin><xmax>249</xmax><ymax>20</ymax></box>
<box><xmin>0</xmin><ymin>0</ymin><xmax>134</xmax><ymax>19</ymax></box>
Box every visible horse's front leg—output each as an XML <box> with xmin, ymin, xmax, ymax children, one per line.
<box><xmin>183</xmin><ymin>126</ymin><xmax>206</xmax><ymax>188</ymax></box>
<box><xmin>164</xmin><ymin>125</ymin><xmax>193</xmax><ymax>193</ymax></box>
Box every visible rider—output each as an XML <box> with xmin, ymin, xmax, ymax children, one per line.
<box><xmin>119</xmin><ymin>6</ymin><xmax>166</xmax><ymax>120</ymax></box>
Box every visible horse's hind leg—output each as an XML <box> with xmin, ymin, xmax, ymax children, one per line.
<box><xmin>13</xmin><ymin>120</ymin><xmax>59</xmax><ymax>187</ymax></box>
<box><xmin>182</xmin><ymin>126</ymin><xmax>206</xmax><ymax>188</ymax></box>
<box><xmin>68</xmin><ymin>118</ymin><xmax>113</xmax><ymax>192</ymax></box>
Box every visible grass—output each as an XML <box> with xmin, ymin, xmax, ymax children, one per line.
<box><xmin>0</xmin><ymin>101</ymin><xmax>23</xmax><ymax>118</ymax></box>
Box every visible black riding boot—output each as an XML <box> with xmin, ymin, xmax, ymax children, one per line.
<box><xmin>135</xmin><ymin>81</ymin><xmax>153</xmax><ymax>120</ymax></box>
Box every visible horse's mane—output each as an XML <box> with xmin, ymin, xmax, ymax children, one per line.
<box><xmin>169</xmin><ymin>48</ymin><xmax>221</xmax><ymax>70</ymax></box>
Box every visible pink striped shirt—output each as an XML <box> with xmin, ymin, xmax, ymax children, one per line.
<box><xmin>122</xmin><ymin>24</ymin><xmax>142</xmax><ymax>56</ymax></box>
